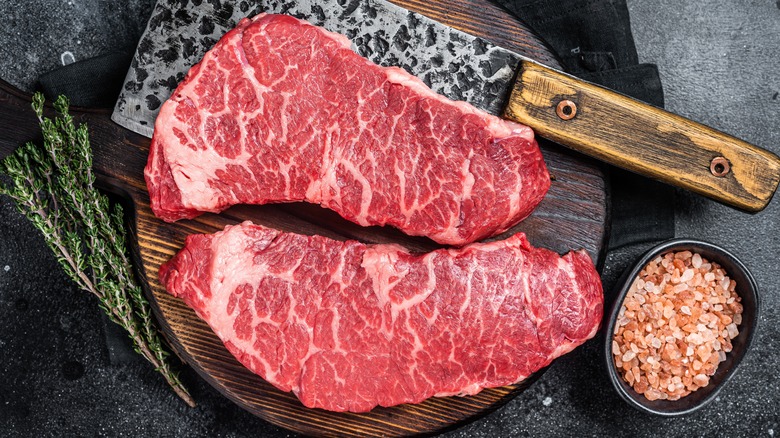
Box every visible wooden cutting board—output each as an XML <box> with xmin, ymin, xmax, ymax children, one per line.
<box><xmin>0</xmin><ymin>1</ymin><xmax>608</xmax><ymax>436</ymax></box>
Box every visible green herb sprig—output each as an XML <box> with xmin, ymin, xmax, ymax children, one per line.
<box><xmin>0</xmin><ymin>93</ymin><xmax>194</xmax><ymax>407</ymax></box>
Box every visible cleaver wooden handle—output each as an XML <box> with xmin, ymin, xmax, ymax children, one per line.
<box><xmin>504</xmin><ymin>61</ymin><xmax>780</xmax><ymax>212</ymax></box>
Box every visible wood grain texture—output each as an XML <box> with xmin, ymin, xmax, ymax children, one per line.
<box><xmin>0</xmin><ymin>2</ymin><xmax>608</xmax><ymax>436</ymax></box>
<box><xmin>503</xmin><ymin>61</ymin><xmax>780</xmax><ymax>212</ymax></box>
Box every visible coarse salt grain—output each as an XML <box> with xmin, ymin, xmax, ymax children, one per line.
<box><xmin>692</xmin><ymin>253</ymin><xmax>702</xmax><ymax>268</ymax></box>
<box><xmin>727</xmin><ymin>323</ymin><xmax>739</xmax><ymax>339</ymax></box>
<box><xmin>612</xmin><ymin>250</ymin><xmax>743</xmax><ymax>401</ymax></box>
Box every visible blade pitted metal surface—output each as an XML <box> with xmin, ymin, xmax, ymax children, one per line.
<box><xmin>111</xmin><ymin>0</ymin><xmax>522</xmax><ymax>138</ymax></box>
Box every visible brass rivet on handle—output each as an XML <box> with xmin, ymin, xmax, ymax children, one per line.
<box><xmin>556</xmin><ymin>100</ymin><xmax>577</xmax><ymax>120</ymax></box>
<box><xmin>710</xmin><ymin>156</ymin><xmax>730</xmax><ymax>177</ymax></box>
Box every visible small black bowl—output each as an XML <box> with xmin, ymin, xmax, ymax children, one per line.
<box><xmin>604</xmin><ymin>239</ymin><xmax>760</xmax><ymax>416</ymax></box>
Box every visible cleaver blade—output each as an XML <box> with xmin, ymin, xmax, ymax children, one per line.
<box><xmin>113</xmin><ymin>0</ymin><xmax>780</xmax><ymax>212</ymax></box>
<box><xmin>112</xmin><ymin>0</ymin><xmax>522</xmax><ymax>137</ymax></box>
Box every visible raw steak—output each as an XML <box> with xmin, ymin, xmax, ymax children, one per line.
<box><xmin>160</xmin><ymin>221</ymin><xmax>603</xmax><ymax>412</ymax></box>
<box><xmin>145</xmin><ymin>13</ymin><xmax>550</xmax><ymax>246</ymax></box>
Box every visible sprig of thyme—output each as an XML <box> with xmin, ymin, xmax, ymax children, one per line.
<box><xmin>0</xmin><ymin>93</ymin><xmax>194</xmax><ymax>407</ymax></box>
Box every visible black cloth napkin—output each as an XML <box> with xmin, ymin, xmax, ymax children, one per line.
<box><xmin>36</xmin><ymin>0</ymin><xmax>674</xmax><ymax>363</ymax></box>
<box><xmin>38</xmin><ymin>49</ymin><xmax>135</xmax><ymax>109</ymax></box>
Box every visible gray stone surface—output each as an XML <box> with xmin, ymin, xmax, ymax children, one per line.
<box><xmin>0</xmin><ymin>1</ymin><xmax>154</xmax><ymax>91</ymax></box>
<box><xmin>1</xmin><ymin>0</ymin><xmax>778</xmax><ymax>436</ymax></box>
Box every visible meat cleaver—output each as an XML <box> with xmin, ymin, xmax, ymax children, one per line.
<box><xmin>113</xmin><ymin>0</ymin><xmax>780</xmax><ymax>212</ymax></box>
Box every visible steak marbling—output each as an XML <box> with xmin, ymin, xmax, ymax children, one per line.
<box><xmin>160</xmin><ymin>221</ymin><xmax>603</xmax><ymax>412</ymax></box>
<box><xmin>145</xmin><ymin>14</ymin><xmax>550</xmax><ymax>246</ymax></box>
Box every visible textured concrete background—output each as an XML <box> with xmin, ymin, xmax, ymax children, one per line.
<box><xmin>1</xmin><ymin>0</ymin><xmax>778</xmax><ymax>436</ymax></box>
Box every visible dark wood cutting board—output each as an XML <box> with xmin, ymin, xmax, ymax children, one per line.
<box><xmin>0</xmin><ymin>1</ymin><xmax>608</xmax><ymax>436</ymax></box>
